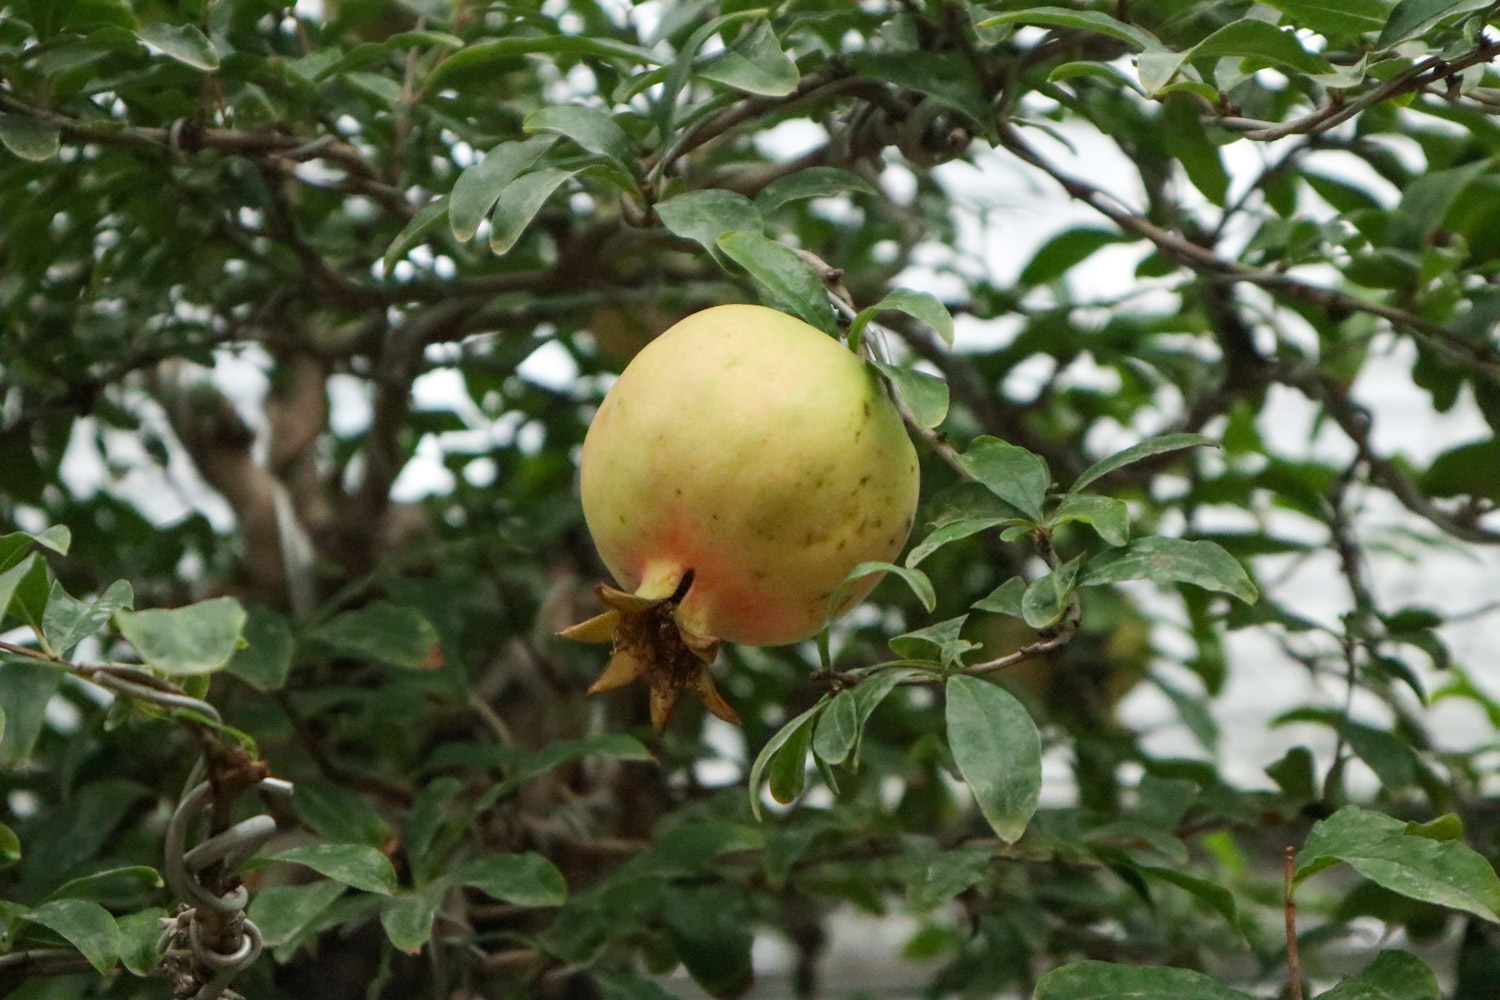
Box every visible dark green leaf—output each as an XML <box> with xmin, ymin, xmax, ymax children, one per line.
<box><xmin>1138</xmin><ymin>865</ymin><xmax>1239</xmax><ymax>929</ymax></box>
<box><xmin>1021</xmin><ymin>555</ymin><xmax>1081</xmax><ymax>629</ymax></box>
<box><xmin>905</xmin><ymin>516</ymin><xmax>1015</xmax><ymax>568</ymax></box>
<box><xmin>26</xmin><ymin>899</ymin><xmax>120</xmax><ymax>975</ymax></box>
<box><xmin>890</xmin><ymin>615</ymin><xmax>978</xmax><ymax>667</ymax></box>
<box><xmin>524</xmin><ymin>106</ymin><xmax>635</xmax><ymax>171</ymax></box>
<box><xmin>273</xmin><ymin>843</ymin><xmax>398</xmax><ymax>895</ymax></box>
<box><xmin>716</xmin><ymin>230</ymin><xmax>835</xmax><ymax>334</ymax></box>
<box><xmin>382</xmin><ymin>197</ymin><xmax>447</xmax><ymax>275</ymax></box>
<box><xmin>136</xmin><ymin>22</ymin><xmax>218</xmax><ymax>70</ymax></box>
<box><xmin>1071</xmin><ymin>433</ymin><xmax>1215</xmax><ymax>494</ymax></box>
<box><xmin>748</xmin><ymin>702</ymin><xmax>823</xmax><ymax>818</ymax></box>
<box><xmin>1378</xmin><ymin>0</ymin><xmax>1491</xmax><ymax>47</ymax></box>
<box><xmin>227</xmin><ymin>606</ymin><xmax>294</xmax><ymax>691</ymax></box>
<box><xmin>1190</xmin><ymin>18</ymin><xmax>1333</xmax><ymax>75</ymax></box>
<box><xmin>754</xmin><ymin>166</ymin><xmax>879</xmax><ymax>213</ymax></box>
<box><xmin>490</xmin><ymin>168</ymin><xmax>580</xmax><ymax>255</ymax></box>
<box><xmin>1262</xmin><ymin>0</ymin><xmax>1393</xmax><ymax>37</ymax></box>
<box><xmin>426</xmin><ymin>36</ymin><xmax>659</xmax><ymax>90</ymax></box>
<box><xmin>871</xmin><ymin>361</ymin><xmax>949</xmax><ymax>429</ymax></box>
<box><xmin>0</xmin><ymin>553</ymin><xmax>38</xmax><ymax>623</ymax></box>
<box><xmin>850</xmin><ymin>288</ymin><xmax>955</xmax><ymax>347</ymax></box>
<box><xmin>455</xmin><ymin>852</ymin><xmax>567</xmax><ymax>907</ymax></box>
<box><xmin>1296</xmin><ymin>806</ymin><xmax>1500</xmax><ymax>922</ymax></box>
<box><xmin>380</xmin><ymin>881</ymin><xmax>450</xmax><ymax>953</ymax></box>
<box><xmin>1050</xmin><ymin>494</ymin><xmax>1129</xmax><ymax>546</ymax></box>
<box><xmin>812</xmin><ymin>689</ymin><xmax>859</xmax><ymax>766</ymax></box>
<box><xmin>43</xmin><ymin>579</ymin><xmax>132</xmax><ymax>657</ymax></box>
<box><xmin>974</xmin><ymin>577</ymin><xmax>1026</xmax><ymax>617</ymax></box>
<box><xmin>0</xmin><ymin>822</ymin><xmax>18</xmax><ymax>871</ymax></box>
<box><xmin>293</xmin><ymin>779</ymin><xmax>390</xmax><ymax>848</ymax></box>
<box><xmin>827</xmin><ymin>560</ymin><xmax>936</xmax><ymax>621</ymax></box>
<box><xmin>656</xmin><ymin>189</ymin><xmax>763</xmax><ymax>257</ymax></box>
<box><xmin>696</xmin><ymin>18</ymin><xmax>797</xmax><ymax>96</ymax></box>
<box><xmin>849</xmin><ymin>52</ymin><xmax>993</xmax><ymax>131</ymax></box>
<box><xmin>0</xmin><ymin>114</ymin><xmax>60</xmax><ymax>161</ymax></box>
<box><xmin>485</xmin><ymin>732</ymin><xmax>654</xmax><ymax>803</ymax></box>
<box><xmin>1080</xmin><ymin>537</ymin><xmax>1257</xmax><ymax>603</ymax></box>
<box><xmin>0</xmin><ymin>658</ymin><xmax>61</xmax><ymax>767</ymax></box>
<box><xmin>767</xmin><ymin>709</ymin><xmax>813</xmax><ymax>804</ymax></box>
<box><xmin>945</xmin><ymin>674</ymin><xmax>1041</xmax><ymax>843</ymax></box>
<box><xmin>114</xmin><ymin>596</ymin><xmax>246</xmax><ymax>675</ymax></box>
<box><xmin>309</xmin><ymin>602</ymin><xmax>441</xmax><ymax>671</ymax></box>
<box><xmin>45</xmin><ymin>866</ymin><xmax>162</xmax><ymax>902</ymax></box>
<box><xmin>249</xmin><ymin>881</ymin><xmax>347</xmax><ymax>949</ymax></box>
<box><xmin>976</xmin><ymin>7</ymin><xmax>1164</xmax><ymax>51</ymax></box>
<box><xmin>115</xmin><ymin>909</ymin><xmax>166</xmax><ymax>976</ymax></box>
<box><xmin>1018</xmin><ymin>228</ymin><xmax>1130</xmax><ymax>287</ymax></box>
<box><xmin>1318</xmin><ymin>949</ymin><xmax>1441</xmax><ymax>1000</ymax></box>
<box><xmin>662</xmin><ymin>887</ymin><xmax>755</xmax><ymax>997</ymax></box>
<box><xmin>1035</xmin><ymin>960</ymin><xmax>1255</xmax><ymax>999</ymax></box>
<box><xmin>449</xmin><ymin>135</ymin><xmax>556</xmax><ymax>242</ymax></box>
<box><xmin>959</xmin><ymin>437</ymin><xmax>1049</xmax><ymax>520</ymax></box>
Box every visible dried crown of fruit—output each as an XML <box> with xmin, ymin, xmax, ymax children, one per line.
<box><xmin>562</xmin><ymin>303</ymin><xmax>921</xmax><ymax>730</ymax></box>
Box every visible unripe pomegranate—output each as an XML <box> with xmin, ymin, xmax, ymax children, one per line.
<box><xmin>562</xmin><ymin>304</ymin><xmax>921</xmax><ymax>730</ymax></box>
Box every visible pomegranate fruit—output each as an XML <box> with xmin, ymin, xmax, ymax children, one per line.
<box><xmin>562</xmin><ymin>303</ymin><xmax>921</xmax><ymax>730</ymax></box>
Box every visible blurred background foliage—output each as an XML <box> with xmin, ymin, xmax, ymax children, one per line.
<box><xmin>4</xmin><ymin>0</ymin><xmax>1500</xmax><ymax>997</ymax></box>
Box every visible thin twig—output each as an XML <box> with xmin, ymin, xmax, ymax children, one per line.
<box><xmin>1285</xmin><ymin>845</ymin><xmax>1304</xmax><ymax>1000</ymax></box>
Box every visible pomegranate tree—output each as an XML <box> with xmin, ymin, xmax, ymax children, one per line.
<box><xmin>562</xmin><ymin>303</ymin><xmax>920</xmax><ymax>730</ymax></box>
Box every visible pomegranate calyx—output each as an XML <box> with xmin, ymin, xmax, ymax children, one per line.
<box><xmin>560</xmin><ymin>578</ymin><xmax>741</xmax><ymax>733</ymax></box>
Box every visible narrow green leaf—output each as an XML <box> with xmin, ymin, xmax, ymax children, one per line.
<box><xmin>1295</xmin><ymin>806</ymin><xmax>1500</xmax><ymax>923</ymax></box>
<box><xmin>905</xmin><ymin>516</ymin><xmax>1014</xmax><ymax>568</ymax></box>
<box><xmin>1378</xmin><ymin>0</ymin><xmax>1491</xmax><ymax>47</ymax></box>
<box><xmin>959</xmin><ymin>437</ymin><xmax>1049</xmax><ymax>520</ymax></box>
<box><xmin>1137</xmin><ymin>865</ymin><xmax>1239</xmax><ymax>929</ymax></box>
<box><xmin>0</xmin><ymin>553</ymin><xmax>38</xmax><ymax>622</ymax></box>
<box><xmin>812</xmin><ymin>689</ymin><xmax>860</xmax><ymax>765</ymax></box>
<box><xmin>249</xmin><ymin>881</ymin><xmax>347</xmax><ymax>949</ymax></box>
<box><xmin>696</xmin><ymin>18</ymin><xmax>798</xmax><ymax>96</ymax></box>
<box><xmin>1318</xmin><ymin>949</ymin><xmax>1440</xmax><ymax>1000</ymax></box>
<box><xmin>273</xmin><ymin>844</ymin><xmax>398</xmax><ymax>895</ymax></box>
<box><xmin>851</xmin><ymin>288</ymin><xmax>954</xmax><ymax>348</ymax></box>
<box><xmin>0</xmin><ymin>658</ymin><xmax>60</xmax><ymax>767</ymax></box>
<box><xmin>890</xmin><ymin>615</ymin><xmax>978</xmax><ymax>667</ymax></box>
<box><xmin>871</xmin><ymin>361</ymin><xmax>949</xmax><ymax>429</ymax></box>
<box><xmin>974</xmin><ymin>577</ymin><xmax>1026</xmax><ymax>617</ymax></box>
<box><xmin>767</xmin><ymin>711</ymin><xmax>813</xmax><ymax>804</ymax></box>
<box><xmin>489</xmin><ymin>168</ymin><xmax>580</xmax><ymax>255</ymax></box>
<box><xmin>136</xmin><ymin>22</ymin><xmax>218</xmax><ymax>70</ymax></box>
<box><xmin>1018</xmin><ymin>228</ymin><xmax>1131</xmax><ymax>287</ymax></box>
<box><xmin>656</xmin><ymin>10</ymin><xmax>767</xmax><ymax>141</ymax></box>
<box><xmin>747</xmin><ymin>702</ymin><xmax>824</xmax><ymax>819</ymax></box>
<box><xmin>426</xmin><ymin>36</ymin><xmax>660</xmax><ymax>90</ymax></box>
<box><xmin>45</xmin><ymin>866</ymin><xmax>162</xmax><ymax>902</ymax></box>
<box><xmin>382</xmin><ymin>196</ymin><xmax>448</xmax><ymax>275</ymax></box>
<box><xmin>27</xmin><ymin>899</ymin><xmax>120</xmax><ymax>975</ymax></box>
<box><xmin>1079</xmin><ymin>537</ymin><xmax>1258</xmax><ymax>603</ymax></box>
<box><xmin>485</xmin><ymin>732</ymin><xmax>654</xmax><ymax>803</ymax></box>
<box><xmin>1262</xmin><ymin>0</ymin><xmax>1393</xmax><ymax>37</ymax></box>
<box><xmin>656</xmin><ymin>189</ymin><xmax>763</xmax><ymax>258</ymax></box>
<box><xmin>1192</xmin><ymin>18</ymin><xmax>1332</xmax><ymax>75</ymax></box>
<box><xmin>310</xmin><ymin>602</ymin><xmax>441</xmax><ymax>671</ymax></box>
<box><xmin>113</xmin><ymin>596</ymin><xmax>247</xmax><ymax>675</ymax></box>
<box><xmin>1071</xmin><ymin>433</ymin><xmax>1215</xmax><ymax>494</ymax></box>
<box><xmin>10</xmin><ymin>557</ymin><xmax>51</xmax><ymax>638</ymax></box>
<box><xmin>1035</xmin><ymin>961</ymin><xmax>1255</xmax><ymax>1000</ymax></box>
<box><xmin>293</xmin><ymin>780</ymin><xmax>390</xmax><ymax>848</ymax></box>
<box><xmin>945</xmin><ymin>674</ymin><xmax>1041</xmax><ymax>843</ymax></box>
<box><xmin>455</xmin><ymin>852</ymin><xmax>566</xmax><ymax>907</ymax></box>
<box><xmin>716</xmin><ymin>230</ymin><xmax>835</xmax><ymax>334</ymax></box>
<box><xmin>0</xmin><ymin>822</ymin><xmax>18</xmax><ymax>870</ymax></box>
<box><xmin>1049</xmin><ymin>494</ymin><xmax>1130</xmax><ymax>546</ymax></box>
<box><xmin>449</xmin><ymin>135</ymin><xmax>556</xmax><ymax>242</ymax></box>
<box><xmin>977</xmin><ymin>7</ymin><xmax>1164</xmax><ymax>51</ymax></box>
<box><xmin>754</xmin><ymin>167</ymin><xmax>879</xmax><ymax>213</ymax></box>
<box><xmin>827</xmin><ymin>560</ymin><xmax>936</xmax><ymax>622</ymax></box>
<box><xmin>0</xmin><ymin>115</ymin><xmax>60</xmax><ymax>161</ymax></box>
<box><xmin>524</xmin><ymin>106</ymin><xmax>635</xmax><ymax>171</ymax></box>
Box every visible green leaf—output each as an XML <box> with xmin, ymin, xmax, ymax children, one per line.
<box><xmin>849</xmin><ymin>51</ymin><xmax>993</xmax><ymax>131</ymax></box>
<box><xmin>484</xmin><ymin>732</ymin><xmax>654</xmax><ymax>804</ymax></box>
<box><xmin>0</xmin><ymin>822</ymin><xmax>19</xmax><ymax>870</ymax></box>
<box><xmin>1318</xmin><ymin>949</ymin><xmax>1441</xmax><ymax>1000</ymax></box>
<box><xmin>381</xmin><ymin>881</ymin><xmax>450</xmax><ymax>953</ymax></box>
<box><xmin>1035</xmin><ymin>961</ymin><xmax>1255</xmax><ymax>1000</ymax></box>
<box><xmin>43</xmin><ymin>579</ymin><xmax>132</xmax><ymax>657</ymax></box>
<box><xmin>26</xmin><ymin>899</ymin><xmax>120</xmax><ymax>975</ymax></box>
<box><xmin>309</xmin><ymin>602</ymin><xmax>441</xmax><ymax>671</ymax></box>
<box><xmin>426</xmin><ymin>36</ymin><xmax>659</xmax><ymax>91</ymax></box>
<box><xmin>1378</xmin><ymin>0</ymin><xmax>1492</xmax><ymax>47</ymax></box>
<box><xmin>272</xmin><ymin>844</ymin><xmax>398</xmax><ymax>895</ymax></box>
<box><xmin>524</xmin><ymin>106</ymin><xmax>635</xmax><ymax>171</ymax></box>
<box><xmin>945</xmin><ymin>674</ymin><xmax>1041</xmax><ymax>843</ymax></box>
<box><xmin>1080</xmin><ymin>537</ymin><xmax>1257</xmax><ymax>604</ymax></box>
<box><xmin>1021</xmin><ymin>556</ymin><xmax>1081</xmax><ymax>629</ymax></box>
<box><xmin>10</xmin><ymin>556</ymin><xmax>51</xmax><ymax>638</ymax></box>
<box><xmin>905</xmin><ymin>516</ymin><xmax>1015</xmax><ymax>568</ymax></box>
<box><xmin>851</xmin><ymin>288</ymin><xmax>954</xmax><ymax>348</ymax></box>
<box><xmin>1071</xmin><ymin>433</ymin><xmax>1215</xmax><ymax>494</ymax></box>
<box><xmin>1393</xmin><ymin>160</ymin><xmax>1489</xmax><ymax>249</ymax></box>
<box><xmin>113</xmin><ymin>596</ymin><xmax>246</xmax><ymax>675</ymax></box>
<box><xmin>976</xmin><ymin>7</ymin><xmax>1164</xmax><ymax>51</ymax></box>
<box><xmin>293</xmin><ymin>779</ymin><xmax>390</xmax><ymax>848</ymax></box>
<box><xmin>656</xmin><ymin>189</ymin><xmax>763</xmax><ymax>258</ymax></box>
<box><xmin>1018</xmin><ymin>228</ymin><xmax>1131</xmax><ymax>287</ymax></box>
<box><xmin>812</xmin><ymin>689</ymin><xmax>859</xmax><ymax>766</ymax></box>
<box><xmin>1261</xmin><ymin>0</ymin><xmax>1393</xmax><ymax>37</ymax></box>
<box><xmin>890</xmin><ymin>615</ymin><xmax>979</xmax><ymax>667</ymax></box>
<box><xmin>902</xmin><ymin>842</ymin><xmax>993</xmax><ymax>912</ymax></box>
<box><xmin>594</xmin><ymin>972</ymin><xmax>679</xmax><ymax>1000</ymax></box>
<box><xmin>959</xmin><ymin>437</ymin><xmax>1049</xmax><ymax>520</ymax></box>
<box><xmin>0</xmin><ymin>658</ymin><xmax>62</xmax><ymax>767</ymax></box>
<box><xmin>1295</xmin><ymin>806</ymin><xmax>1500</xmax><ymax>923</ymax></box>
<box><xmin>974</xmin><ymin>577</ymin><xmax>1026</xmax><ymax>617</ymax></box>
<box><xmin>382</xmin><ymin>196</ymin><xmax>448</xmax><ymax>275</ymax></box>
<box><xmin>136</xmin><ymin>21</ymin><xmax>218</xmax><ymax>69</ymax></box>
<box><xmin>489</xmin><ymin>167</ymin><xmax>580</xmax><ymax>255</ymax></box>
<box><xmin>871</xmin><ymin>361</ymin><xmax>949</xmax><ymax>430</ymax></box>
<box><xmin>115</xmin><ymin>909</ymin><xmax>167</xmax><ymax>976</ymax></box>
<box><xmin>45</xmin><ymin>866</ymin><xmax>162</xmax><ymax>902</ymax></box>
<box><xmin>827</xmin><ymin>560</ymin><xmax>936</xmax><ymax>622</ymax></box>
<box><xmin>449</xmin><ymin>135</ymin><xmax>556</xmax><ymax>242</ymax></box>
<box><xmin>662</xmin><ymin>887</ymin><xmax>755</xmax><ymax>998</ymax></box>
<box><xmin>716</xmin><ymin>230</ymin><xmax>835</xmax><ymax>334</ymax></box>
<box><xmin>249</xmin><ymin>880</ymin><xmax>347</xmax><ymax>949</ymax></box>
<box><xmin>1050</xmin><ymin>494</ymin><xmax>1129</xmax><ymax>546</ymax></box>
<box><xmin>29</xmin><ymin>526</ymin><xmax>70</xmax><ymax>556</ymax></box>
<box><xmin>655</xmin><ymin>10</ymin><xmax>767</xmax><ymax>141</ymax></box>
<box><xmin>696</xmin><ymin>18</ymin><xmax>798</xmax><ymax>96</ymax></box>
<box><xmin>455</xmin><ymin>852</ymin><xmax>567</xmax><ymax>907</ymax></box>
<box><xmin>1137</xmin><ymin>865</ymin><xmax>1239</xmax><ymax>929</ymax></box>
<box><xmin>0</xmin><ymin>114</ymin><xmax>60</xmax><ymax>161</ymax></box>
<box><xmin>227</xmin><ymin>606</ymin><xmax>294</xmax><ymax>691</ymax></box>
<box><xmin>767</xmin><ymin>709</ymin><xmax>814</xmax><ymax>804</ymax></box>
<box><xmin>754</xmin><ymin>166</ymin><xmax>879</xmax><ymax>213</ymax></box>
<box><xmin>747</xmin><ymin>702</ymin><xmax>823</xmax><ymax>818</ymax></box>
<box><xmin>0</xmin><ymin>553</ymin><xmax>38</xmax><ymax>623</ymax></box>
<box><xmin>1191</xmin><ymin>18</ymin><xmax>1333</xmax><ymax>75</ymax></box>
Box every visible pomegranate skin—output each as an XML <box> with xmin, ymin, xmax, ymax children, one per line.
<box><xmin>580</xmin><ymin>303</ymin><xmax>920</xmax><ymax>646</ymax></box>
